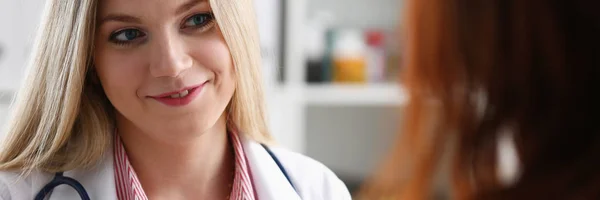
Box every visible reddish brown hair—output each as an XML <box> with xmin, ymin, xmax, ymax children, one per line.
<box><xmin>359</xmin><ymin>0</ymin><xmax>600</xmax><ymax>199</ymax></box>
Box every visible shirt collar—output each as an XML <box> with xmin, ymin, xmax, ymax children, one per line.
<box><xmin>113</xmin><ymin>131</ymin><xmax>256</xmax><ymax>200</ymax></box>
<box><xmin>48</xmin><ymin>131</ymin><xmax>302</xmax><ymax>200</ymax></box>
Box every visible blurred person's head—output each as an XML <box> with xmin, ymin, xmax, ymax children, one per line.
<box><xmin>360</xmin><ymin>0</ymin><xmax>600</xmax><ymax>199</ymax></box>
<box><xmin>0</xmin><ymin>0</ymin><xmax>270</xmax><ymax>173</ymax></box>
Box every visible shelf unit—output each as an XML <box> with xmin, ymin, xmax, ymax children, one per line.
<box><xmin>304</xmin><ymin>84</ymin><xmax>406</xmax><ymax>106</ymax></box>
<box><xmin>272</xmin><ymin>0</ymin><xmax>405</xmax><ymax>194</ymax></box>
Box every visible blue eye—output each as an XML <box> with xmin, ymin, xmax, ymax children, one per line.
<box><xmin>183</xmin><ymin>13</ymin><xmax>213</xmax><ymax>28</ymax></box>
<box><xmin>110</xmin><ymin>29</ymin><xmax>146</xmax><ymax>44</ymax></box>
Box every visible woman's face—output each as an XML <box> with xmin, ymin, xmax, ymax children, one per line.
<box><xmin>94</xmin><ymin>0</ymin><xmax>235</xmax><ymax>139</ymax></box>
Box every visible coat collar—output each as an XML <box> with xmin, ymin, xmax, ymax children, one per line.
<box><xmin>42</xmin><ymin>134</ymin><xmax>301</xmax><ymax>200</ymax></box>
<box><xmin>240</xmin><ymin>135</ymin><xmax>301</xmax><ymax>200</ymax></box>
<box><xmin>46</xmin><ymin>144</ymin><xmax>118</xmax><ymax>200</ymax></box>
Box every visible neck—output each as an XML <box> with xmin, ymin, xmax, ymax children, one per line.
<box><xmin>117</xmin><ymin>114</ymin><xmax>234</xmax><ymax>200</ymax></box>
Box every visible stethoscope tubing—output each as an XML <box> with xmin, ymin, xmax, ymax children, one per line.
<box><xmin>34</xmin><ymin>144</ymin><xmax>295</xmax><ymax>200</ymax></box>
<box><xmin>34</xmin><ymin>172</ymin><xmax>91</xmax><ymax>200</ymax></box>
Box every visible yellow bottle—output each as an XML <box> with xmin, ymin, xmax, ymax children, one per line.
<box><xmin>333</xmin><ymin>57</ymin><xmax>366</xmax><ymax>83</ymax></box>
<box><xmin>332</xmin><ymin>29</ymin><xmax>367</xmax><ymax>83</ymax></box>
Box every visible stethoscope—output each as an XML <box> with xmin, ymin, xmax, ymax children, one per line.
<box><xmin>35</xmin><ymin>172</ymin><xmax>90</xmax><ymax>200</ymax></box>
<box><xmin>34</xmin><ymin>144</ymin><xmax>296</xmax><ymax>200</ymax></box>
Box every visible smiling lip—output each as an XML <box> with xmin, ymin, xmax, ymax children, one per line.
<box><xmin>149</xmin><ymin>82</ymin><xmax>208</xmax><ymax>106</ymax></box>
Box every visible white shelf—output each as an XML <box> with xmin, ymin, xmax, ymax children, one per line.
<box><xmin>304</xmin><ymin>84</ymin><xmax>407</xmax><ymax>106</ymax></box>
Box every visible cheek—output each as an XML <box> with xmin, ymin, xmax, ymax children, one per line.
<box><xmin>191</xmin><ymin>38</ymin><xmax>236</xmax><ymax>89</ymax></box>
<box><xmin>94</xmin><ymin>50</ymin><xmax>146</xmax><ymax>108</ymax></box>
<box><xmin>194</xmin><ymin>40</ymin><xmax>234</xmax><ymax>76</ymax></box>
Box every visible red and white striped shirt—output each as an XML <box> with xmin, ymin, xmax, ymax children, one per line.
<box><xmin>113</xmin><ymin>131</ymin><xmax>256</xmax><ymax>200</ymax></box>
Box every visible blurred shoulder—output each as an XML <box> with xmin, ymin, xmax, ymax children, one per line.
<box><xmin>269</xmin><ymin>147</ymin><xmax>352</xmax><ymax>200</ymax></box>
<box><xmin>0</xmin><ymin>170</ymin><xmax>52</xmax><ymax>200</ymax></box>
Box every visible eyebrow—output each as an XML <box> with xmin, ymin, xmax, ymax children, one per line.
<box><xmin>99</xmin><ymin>14</ymin><xmax>142</xmax><ymax>25</ymax></box>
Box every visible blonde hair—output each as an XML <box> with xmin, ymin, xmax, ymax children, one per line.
<box><xmin>0</xmin><ymin>0</ymin><xmax>271</xmax><ymax>174</ymax></box>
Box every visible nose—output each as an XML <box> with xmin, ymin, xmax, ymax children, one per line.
<box><xmin>149</xmin><ymin>32</ymin><xmax>193</xmax><ymax>78</ymax></box>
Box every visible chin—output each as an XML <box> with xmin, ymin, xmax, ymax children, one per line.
<box><xmin>160</xmin><ymin>117</ymin><xmax>216</xmax><ymax>134</ymax></box>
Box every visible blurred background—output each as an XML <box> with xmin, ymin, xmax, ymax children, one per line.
<box><xmin>0</xmin><ymin>0</ymin><xmax>405</xmax><ymax>197</ymax></box>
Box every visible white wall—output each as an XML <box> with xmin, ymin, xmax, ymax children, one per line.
<box><xmin>308</xmin><ymin>0</ymin><xmax>400</xmax><ymax>28</ymax></box>
<box><xmin>0</xmin><ymin>0</ymin><xmax>45</xmax><ymax>134</ymax></box>
<box><xmin>0</xmin><ymin>0</ymin><xmax>19</xmax><ymax>131</ymax></box>
<box><xmin>0</xmin><ymin>0</ymin><xmax>45</xmax><ymax>91</ymax></box>
<box><xmin>0</xmin><ymin>0</ymin><xmax>20</xmax><ymax>91</ymax></box>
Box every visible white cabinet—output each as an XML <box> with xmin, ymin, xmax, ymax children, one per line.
<box><xmin>0</xmin><ymin>0</ymin><xmax>45</xmax><ymax>91</ymax></box>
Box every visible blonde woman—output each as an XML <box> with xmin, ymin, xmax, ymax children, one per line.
<box><xmin>0</xmin><ymin>0</ymin><xmax>351</xmax><ymax>199</ymax></box>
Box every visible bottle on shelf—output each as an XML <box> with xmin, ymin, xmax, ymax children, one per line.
<box><xmin>384</xmin><ymin>27</ymin><xmax>403</xmax><ymax>82</ymax></box>
<box><xmin>332</xmin><ymin>29</ymin><xmax>367</xmax><ymax>83</ymax></box>
<box><xmin>365</xmin><ymin>30</ymin><xmax>386</xmax><ymax>83</ymax></box>
<box><xmin>305</xmin><ymin>10</ymin><xmax>334</xmax><ymax>83</ymax></box>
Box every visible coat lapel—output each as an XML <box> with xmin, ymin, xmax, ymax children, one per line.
<box><xmin>40</xmin><ymin>135</ymin><xmax>299</xmax><ymax>200</ymax></box>
<box><xmin>241</xmin><ymin>136</ymin><xmax>302</xmax><ymax>200</ymax></box>
<box><xmin>48</xmin><ymin>145</ymin><xmax>117</xmax><ymax>200</ymax></box>
<box><xmin>30</xmin><ymin>170</ymin><xmax>53</xmax><ymax>198</ymax></box>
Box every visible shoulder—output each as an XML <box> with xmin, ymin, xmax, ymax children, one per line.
<box><xmin>269</xmin><ymin>147</ymin><xmax>352</xmax><ymax>200</ymax></box>
<box><xmin>0</xmin><ymin>170</ymin><xmax>53</xmax><ymax>200</ymax></box>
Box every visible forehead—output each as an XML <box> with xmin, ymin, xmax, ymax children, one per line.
<box><xmin>97</xmin><ymin>0</ymin><xmax>208</xmax><ymax>17</ymax></box>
